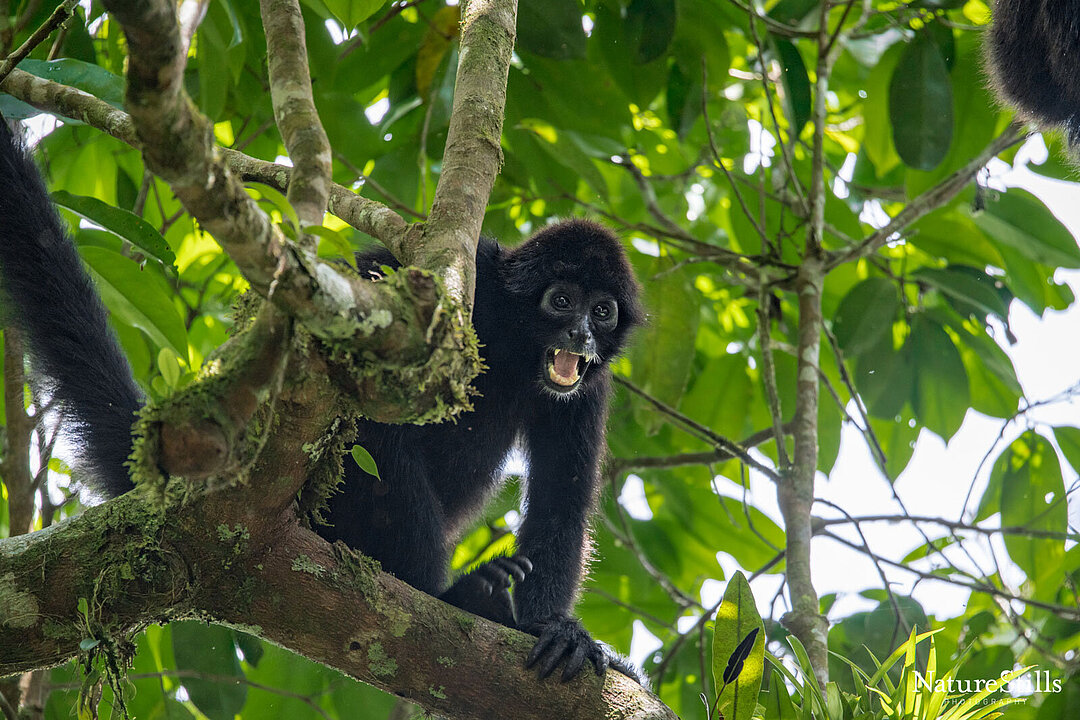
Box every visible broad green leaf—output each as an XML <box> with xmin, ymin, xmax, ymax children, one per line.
<box><xmin>855</xmin><ymin>331</ymin><xmax>913</xmax><ymax>420</ymax></box>
<box><xmin>626</xmin><ymin>0</ymin><xmax>677</xmax><ymax>64</ymax></box>
<box><xmin>998</xmin><ymin>433</ymin><xmax>1067</xmax><ymax>601</ymax></box>
<box><xmin>913</xmin><ymin>266</ymin><xmax>1010</xmax><ymax>320</ymax></box>
<box><xmin>246</xmin><ymin>182</ymin><xmax>300</xmax><ymax>233</ymax></box>
<box><xmin>869</xmin><ymin>416</ymin><xmax>919</xmax><ymax>480</ymax></box>
<box><xmin>1053</xmin><ymin>426</ymin><xmax>1080</xmax><ymax>475</ymax></box>
<box><xmin>771</xmin><ymin>38</ymin><xmax>812</xmax><ymax>135</ymax></box>
<box><xmin>517</xmin><ymin>0</ymin><xmax>587</xmax><ymax>60</ymax></box>
<box><xmin>243</xmin><ymin>645</ymin><xmax>331</xmax><ymax>719</ymax></box>
<box><xmin>909</xmin><ymin>315</ymin><xmax>968</xmax><ymax>440</ymax></box>
<box><xmin>863</xmin><ymin>42</ymin><xmax>905</xmax><ymax>174</ymax></box>
<box><xmin>666</xmin><ymin>60</ymin><xmax>704</xmax><ymax>139</ymax></box>
<box><xmin>630</xmin><ymin>259</ymin><xmax>699</xmax><ymax>433</ymax></box>
<box><xmin>323</xmin><ymin>0</ymin><xmax>385</xmax><ymax>29</ymax></box>
<box><xmin>889</xmin><ymin>34</ymin><xmax>953</xmax><ymax>170</ymax></box>
<box><xmin>171</xmin><ymin>622</ymin><xmax>247</xmax><ymax>720</ymax></box>
<box><xmin>832</xmin><ymin>277</ymin><xmax>900</xmax><ymax>357</ymax></box>
<box><xmin>904</xmin><ymin>34</ymin><xmax>999</xmax><ymax>194</ymax></box>
<box><xmin>17</xmin><ymin>59</ymin><xmax>124</xmax><ymax>109</ymax></box>
<box><xmin>975</xmin><ymin>189</ymin><xmax>1080</xmax><ymax>269</ymax></box>
<box><xmin>351</xmin><ymin>444</ymin><xmax>382</xmax><ymax>479</ymax></box>
<box><xmin>908</xmin><ymin>212</ymin><xmax>1004</xmax><ymax>268</ymax></box>
<box><xmin>52</xmin><ymin>190</ymin><xmax>176</xmax><ymax>268</ymax></box>
<box><xmin>79</xmin><ymin>246</ymin><xmax>189</xmax><ymax>359</ymax></box>
<box><xmin>157</xmin><ymin>347</ymin><xmax>182</xmax><ymax>388</ymax></box>
<box><xmin>712</xmin><ymin>572</ymin><xmax>765</xmax><ymax>720</ymax></box>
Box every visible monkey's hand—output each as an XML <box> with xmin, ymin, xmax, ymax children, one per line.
<box><xmin>438</xmin><ymin>555</ymin><xmax>533</xmax><ymax>627</ymax></box>
<box><xmin>522</xmin><ymin>614</ymin><xmax>614</xmax><ymax>682</ymax></box>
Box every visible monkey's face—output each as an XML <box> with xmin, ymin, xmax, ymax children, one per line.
<box><xmin>537</xmin><ymin>283</ymin><xmax>620</xmax><ymax>396</ymax></box>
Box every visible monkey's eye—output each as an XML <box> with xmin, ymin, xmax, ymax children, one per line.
<box><xmin>551</xmin><ymin>294</ymin><xmax>573</xmax><ymax>310</ymax></box>
<box><xmin>592</xmin><ymin>303</ymin><xmax>611</xmax><ymax>319</ymax></box>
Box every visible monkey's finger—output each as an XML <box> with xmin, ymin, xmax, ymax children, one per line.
<box><xmin>492</xmin><ymin>557</ymin><xmax>527</xmax><ymax>583</ymax></box>
<box><xmin>512</xmin><ymin>554</ymin><xmax>534</xmax><ymax>574</ymax></box>
<box><xmin>536</xmin><ymin>636</ymin><xmax>572</xmax><ymax>679</ymax></box>
<box><xmin>476</xmin><ymin>563</ymin><xmax>511</xmax><ymax>589</ymax></box>
<box><xmin>589</xmin><ymin>647</ymin><xmax>609</xmax><ymax>677</ymax></box>
<box><xmin>561</xmin><ymin>643</ymin><xmax>587</xmax><ymax>682</ymax></box>
<box><xmin>525</xmin><ymin>626</ymin><xmax>558</xmax><ymax>668</ymax></box>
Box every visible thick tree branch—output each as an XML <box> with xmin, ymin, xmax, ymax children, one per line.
<box><xmin>404</xmin><ymin>0</ymin><xmax>517</xmax><ymax>308</ymax></box>
<box><xmin>96</xmin><ymin>0</ymin><xmax>438</xmax><ymax>357</ymax></box>
<box><xmin>0</xmin><ymin>495</ymin><xmax>675</xmax><ymax>720</ymax></box>
<box><xmin>259</xmin><ymin>0</ymin><xmax>332</xmax><ymax>229</ymax></box>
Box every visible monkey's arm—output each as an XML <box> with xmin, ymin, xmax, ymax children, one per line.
<box><xmin>514</xmin><ymin>392</ymin><xmax>610</xmax><ymax>680</ymax></box>
<box><xmin>0</xmin><ymin>120</ymin><xmax>143</xmax><ymax>497</ymax></box>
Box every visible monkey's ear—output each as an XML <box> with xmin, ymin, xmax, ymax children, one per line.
<box><xmin>986</xmin><ymin>1</ymin><xmax>1080</xmax><ymax>147</ymax></box>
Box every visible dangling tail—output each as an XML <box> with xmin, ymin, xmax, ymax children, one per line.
<box><xmin>987</xmin><ymin>0</ymin><xmax>1080</xmax><ymax>147</ymax></box>
<box><xmin>0</xmin><ymin>120</ymin><xmax>143</xmax><ymax>498</ymax></box>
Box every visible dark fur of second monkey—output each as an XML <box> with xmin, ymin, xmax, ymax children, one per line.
<box><xmin>988</xmin><ymin>0</ymin><xmax>1080</xmax><ymax>145</ymax></box>
<box><xmin>0</xmin><ymin>120</ymin><xmax>645</xmax><ymax>681</ymax></box>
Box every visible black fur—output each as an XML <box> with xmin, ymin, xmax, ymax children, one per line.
<box><xmin>325</xmin><ymin>219</ymin><xmax>643</xmax><ymax>679</ymax></box>
<box><xmin>987</xmin><ymin>1</ymin><xmax>1080</xmax><ymax>145</ymax></box>
<box><xmin>0</xmin><ymin>121</ymin><xmax>644</xmax><ymax>682</ymax></box>
<box><xmin>0</xmin><ymin>121</ymin><xmax>143</xmax><ymax>497</ymax></box>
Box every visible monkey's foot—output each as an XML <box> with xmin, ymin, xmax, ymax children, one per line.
<box><xmin>522</xmin><ymin>614</ymin><xmax>614</xmax><ymax>682</ymax></box>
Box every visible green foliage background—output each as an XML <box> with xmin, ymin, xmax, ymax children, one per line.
<box><xmin>3</xmin><ymin>0</ymin><xmax>1080</xmax><ymax>717</ymax></box>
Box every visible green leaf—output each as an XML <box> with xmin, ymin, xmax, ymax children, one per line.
<box><xmin>908</xmin><ymin>212</ymin><xmax>1004</xmax><ymax>268</ymax></box>
<box><xmin>1052</xmin><ymin>426</ymin><xmax>1080</xmax><ymax>475</ymax></box>
<box><xmin>626</xmin><ymin>0</ymin><xmax>677</xmax><ymax>64</ymax></box>
<box><xmin>909</xmin><ymin>315</ymin><xmax>968</xmax><ymax>440</ymax></box>
<box><xmin>712</xmin><ymin>572</ymin><xmax>765</xmax><ymax>720</ymax></box>
<box><xmin>630</xmin><ymin>258</ymin><xmax>699</xmax><ymax>433</ymax></box>
<box><xmin>78</xmin><ymin>246</ymin><xmax>189</xmax><ymax>360</ymax></box>
<box><xmin>913</xmin><ymin>266</ymin><xmax>1010</xmax><ymax>320</ymax></box>
<box><xmin>863</xmin><ymin>42</ymin><xmax>905</xmax><ymax>175</ymax></box>
<box><xmin>975</xmin><ymin>189</ymin><xmax>1080</xmax><ymax>269</ymax></box>
<box><xmin>855</xmin><ymin>331</ymin><xmax>913</xmax><ymax>420</ymax></box>
<box><xmin>998</xmin><ymin>433</ymin><xmax>1067</xmax><ymax>602</ymax></box>
<box><xmin>157</xmin><ymin>347</ymin><xmax>182</xmax><ymax>388</ymax></box>
<box><xmin>246</xmin><ymin>182</ymin><xmax>300</xmax><ymax>234</ymax></box>
<box><xmin>772</xmin><ymin>39</ymin><xmax>812</xmax><ymax>136</ymax></box>
<box><xmin>832</xmin><ymin>277</ymin><xmax>900</xmax><ymax>357</ymax></box>
<box><xmin>351</xmin><ymin>444</ymin><xmax>382</xmax><ymax>480</ymax></box>
<box><xmin>889</xmin><ymin>34</ymin><xmax>953</xmax><ymax>170</ymax></box>
<box><xmin>171</xmin><ymin>622</ymin><xmax>247</xmax><ymax>720</ymax></box>
<box><xmin>234</xmin><ymin>631</ymin><xmax>264</xmax><ymax>668</ymax></box>
<box><xmin>52</xmin><ymin>190</ymin><xmax>176</xmax><ymax>269</ymax></box>
<box><xmin>517</xmin><ymin>0</ymin><xmax>587</xmax><ymax>60</ymax></box>
<box><xmin>17</xmin><ymin>59</ymin><xmax>125</xmax><ymax>109</ymax></box>
<box><xmin>323</xmin><ymin>0</ymin><xmax>385</xmax><ymax>29</ymax></box>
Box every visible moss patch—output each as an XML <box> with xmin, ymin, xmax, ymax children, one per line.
<box><xmin>0</xmin><ymin>572</ymin><xmax>40</xmax><ymax>628</ymax></box>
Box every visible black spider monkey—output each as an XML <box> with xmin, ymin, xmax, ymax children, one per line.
<box><xmin>0</xmin><ymin>119</ymin><xmax>644</xmax><ymax>682</ymax></box>
<box><xmin>987</xmin><ymin>0</ymin><xmax>1080</xmax><ymax>147</ymax></box>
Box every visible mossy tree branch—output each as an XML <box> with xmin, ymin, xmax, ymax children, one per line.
<box><xmin>0</xmin><ymin>491</ymin><xmax>676</xmax><ymax>720</ymax></box>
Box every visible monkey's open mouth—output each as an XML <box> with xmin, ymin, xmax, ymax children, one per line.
<box><xmin>544</xmin><ymin>348</ymin><xmax>590</xmax><ymax>392</ymax></box>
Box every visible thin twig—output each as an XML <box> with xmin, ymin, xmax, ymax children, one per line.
<box><xmin>0</xmin><ymin>0</ymin><xmax>78</xmax><ymax>85</ymax></box>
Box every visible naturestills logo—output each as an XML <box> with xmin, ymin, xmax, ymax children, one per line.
<box><xmin>913</xmin><ymin>667</ymin><xmax>1062</xmax><ymax>696</ymax></box>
